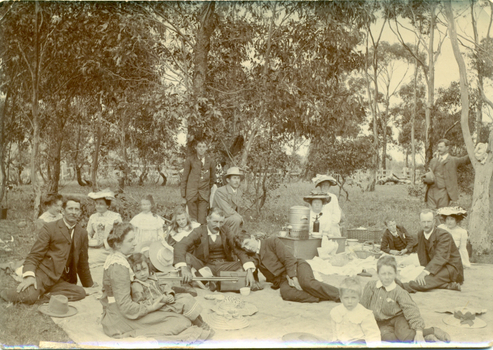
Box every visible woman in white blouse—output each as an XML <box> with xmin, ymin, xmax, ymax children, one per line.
<box><xmin>87</xmin><ymin>189</ymin><xmax>122</xmax><ymax>250</ymax></box>
<box><xmin>437</xmin><ymin>207</ymin><xmax>471</xmax><ymax>268</ymax></box>
<box><xmin>303</xmin><ymin>191</ymin><xmax>334</xmax><ymax>237</ymax></box>
<box><xmin>313</xmin><ymin>174</ymin><xmax>342</xmax><ymax>237</ymax></box>
<box><xmin>130</xmin><ymin>195</ymin><xmax>166</xmax><ymax>247</ymax></box>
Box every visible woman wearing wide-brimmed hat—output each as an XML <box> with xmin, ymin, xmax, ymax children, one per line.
<box><xmin>303</xmin><ymin>191</ymin><xmax>339</xmax><ymax>237</ymax></box>
<box><xmin>437</xmin><ymin>207</ymin><xmax>471</xmax><ymax>268</ymax></box>
<box><xmin>211</xmin><ymin>166</ymin><xmax>245</xmax><ymax>236</ymax></box>
<box><xmin>312</xmin><ymin>174</ymin><xmax>343</xmax><ymax>237</ymax></box>
<box><xmin>86</xmin><ymin>188</ymin><xmax>122</xmax><ymax>250</ymax></box>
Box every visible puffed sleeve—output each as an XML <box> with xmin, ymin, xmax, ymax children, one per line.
<box><xmin>361</xmin><ymin>311</ymin><xmax>381</xmax><ymax>346</ymax></box>
<box><xmin>86</xmin><ymin>214</ymin><xmax>95</xmax><ymax>236</ymax></box>
<box><xmin>107</xmin><ymin>264</ymin><xmax>150</xmax><ymax>320</ymax></box>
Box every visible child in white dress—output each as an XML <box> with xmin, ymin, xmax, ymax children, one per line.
<box><xmin>330</xmin><ymin>277</ymin><xmax>381</xmax><ymax>346</ymax></box>
<box><xmin>130</xmin><ymin>195</ymin><xmax>166</xmax><ymax>247</ymax></box>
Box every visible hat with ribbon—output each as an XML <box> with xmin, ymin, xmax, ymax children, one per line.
<box><xmin>149</xmin><ymin>240</ymin><xmax>176</xmax><ymax>274</ymax></box>
<box><xmin>312</xmin><ymin>174</ymin><xmax>338</xmax><ymax>188</ymax></box>
<box><xmin>436</xmin><ymin>207</ymin><xmax>468</xmax><ymax>221</ymax></box>
<box><xmin>439</xmin><ymin>307</ymin><xmax>487</xmax><ymax>329</ymax></box>
<box><xmin>303</xmin><ymin>190</ymin><xmax>331</xmax><ymax>205</ymax></box>
<box><xmin>38</xmin><ymin>295</ymin><xmax>78</xmax><ymax>318</ymax></box>
<box><xmin>88</xmin><ymin>188</ymin><xmax>116</xmax><ymax>201</ymax></box>
<box><xmin>223</xmin><ymin>166</ymin><xmax>244</xmax><ymax>181</ymax></box>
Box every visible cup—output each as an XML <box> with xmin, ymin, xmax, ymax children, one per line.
<box><xmin>240</xmin><ymin>287</ymin><xmax>251</xmax><ymax>296</ymax></box>
<box><xmin>278</xmin><ymin>231</ymin><xmax>288</xmax><ymax>237</ymax></box>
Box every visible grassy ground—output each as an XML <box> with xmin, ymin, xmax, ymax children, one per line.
<box><xmin>0</xmin><ymin>180</ymin><xmax>487</xmax><ymax>346</ymax></box>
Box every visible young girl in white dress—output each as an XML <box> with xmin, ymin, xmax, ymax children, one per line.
<box><xmin>130</xmin><ymin>195</ymin><xmax>166</xmax><ymax>247</ymax></box>
<box><xmin>166</xmin><ymin>206</ymin><xmax>200</xmax><ymax>246</ymax></box>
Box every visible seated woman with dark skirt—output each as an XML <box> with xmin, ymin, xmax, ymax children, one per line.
<box><xmin>100</xmin><ymin>222</ymin><xmax>212</xmax><ymax>343</ymax></box>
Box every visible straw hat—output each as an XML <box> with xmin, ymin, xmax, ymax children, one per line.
<box><xmin>303</xmin><ymin>190</ymin><xmax>331</xmax><ymax>205</ymax></box>
<box><xmin>436</xmin><ymin>207</ymin><xmax>468</xmax><ymax>221</ymax></box>
<box><xmin>211</xmin><ymin>295</ymin><xmax>258</xmax><ymax>317</ymax></box>
<box><xmin>148</xmin><ymin>241</ymin><xmax>176</xmax><ymax>274</ymax></box>
<box><xmin>88</xmin><ymin>188</ymin><xmax>116</xmax><ymax>201</ymax></box>
<box><xmin>202</xmin><ymin>311</ymin><xmax>249</xmax><ymax>330</ymax></box>
<box><xmin>38</xmin><ymin>295</ymin><xmax>78</xmax><ymax>318</ymax></box>
<box><xmin>223</xmin><ymin>166</ymin><xmax>244</xmax><ymax>181</ymax></box>
<box><xmin>312</xmin><ymin>174</ymin><xmax>337</xmax><ymax>188</ymax></box>
<box><xmin>282</xmin><ymin>332</ymin><xmax>323</xmax><ymax>342</ymax></box>
<box><xmin>442</xmin><ymin>308</ymin><xmax>487</xmax><ymax>329</ymax></box>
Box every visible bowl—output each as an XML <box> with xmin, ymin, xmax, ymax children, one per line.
<box><xmin>240</xmin><ymin>287</ymin><xmax>251</xmax><ymax>296</ymax></box>
<box><xmin>278</xmin><ymin>231</ymin><xmax>288</xmax><ymax>237</ymax></box>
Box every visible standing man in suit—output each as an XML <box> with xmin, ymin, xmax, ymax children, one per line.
<box><xmin>181</xmin><ymin>138</ymin><xmax>216</xmax><ymax>225</ymax></box>
<box><xmin>212</xmin><ymin>167</ymin><xmax>244</xmax><ymax>236</ymax></box>
<box><xmin>234</xmin><ymin>232</ymin><xmax>340</xmax><ymax>303</ymax></box>
<box><xmin>424</xmin><ymin>139</ymin><xmax>470</xmax><ymax>209</ymax></box>
<box><xmin>403</xmin><ymin>209</ymin><xmax>464</xmax><ymax>293</ymax></box>
<box><xmin>1</xmin><ymin>197</ymin><xmax>97</xmax><ymax>304</ymax></box>
<box><xmin>174</xmin><ymin>207</ymin><xmax>258</xmax><ymax>290</ymax></box>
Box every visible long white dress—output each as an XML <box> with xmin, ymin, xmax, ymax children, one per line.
<box><xmin>130</xmin><ymin>212</ymin><xmax>166</xmax><ymax>246</ymax></box>
<box><xmin>438</xmin><ymin>224</ymin><xmax>471</xmax><ymax>268</ymax></box>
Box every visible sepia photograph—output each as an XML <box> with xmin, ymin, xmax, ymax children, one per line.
<box><xmin>0</xmin><ymin>0</ymin><xmax>492</xmax><ymax>348</ymax></box>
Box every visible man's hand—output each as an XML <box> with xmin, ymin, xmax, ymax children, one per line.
<box><xmin>398</xmin><ymin>249</ymin><xmax>408</xmax><ymax>255</ymax></box>
<box><xmin>245</xmin><ymin>269</ymin><xmax>256</xmax><ymax>287</ymax></box>
<box><xmin>181</xmin><ymin>266</ymin><xmax>193</xmax><ymax>284</ymax></box>
<box><xmin>389</xmin><ymin>250</ymin><xmax>399</xmax><ymax>255</ymax></box>
<box><xmin>415</xmin><ymin>271</ymin><xmax>427</xmax><ymax>286</ymax></box>
<box><xmin>414</xmin><ymin>330</ymin><xmax>425</xmax><ymax>343</ymax></box>
<box><xmin>17</xmin><ymin>276</ymin><xmax>36</xmax><ymax>293</ymax></box>
<box><xmin>181</xmin><ymin>198</ymin><xmax>187</xmax><ymax>205</ymax></box>
<box><xmin>287</xmin><ymin>276</ymin><xmax>303</xmax><ymax>291</ymax></box>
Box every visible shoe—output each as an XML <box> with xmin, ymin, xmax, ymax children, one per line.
<box><xmin>433</xmin><ymin>327</ymin><xmax>451</xmax><ymax>342</ymax></box>
<box><xmin>251</xmin><ymin>283</ymin><xmax>263</xmax><ymax>291</ymax></box>
<box><xmin>424</xmin><ymin>334</ymin><xmax>439</xmax><ymax>342</ymax></box>
<box><xmin>446</xmin><ymin>282</ymin><xmax>461</xmax><ymax>291</ymax></box>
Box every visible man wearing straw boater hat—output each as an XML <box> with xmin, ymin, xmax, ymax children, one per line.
<box><xmin>1</xmin><ymin>197</ymin><xmax>96</xmax><ymax>304</ymax></box>
<box><xmin>212</xmin><ymin>166</ymin><xmax>245</xmax><ymax>236</ymax></box>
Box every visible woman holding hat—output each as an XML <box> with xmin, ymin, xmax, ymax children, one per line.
<box><xmin>100</xmin><ymin>222</ymin><xmax>212</xmax><ymax>342</ymax></box>
<box><xmin>303</xmin><ymin>191</ymin><xmax>336</xmax><ymax>237</ymax></box>
<box><xmin>87</xmin><ymin>188</ymin><xmax>122</xmax><ymax>250</ymax></box>
<box><xmin>437</xmin><ymin>207</ymin><xmax>471</xmax><ymax>268</ymax></box>
<box><xmin>312</xmin><ymin>175</ymin><xmax>342</xmax><ymax>237</ymax></box>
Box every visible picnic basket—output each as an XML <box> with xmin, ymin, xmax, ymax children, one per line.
<box><xmin>345</xmin><ymin>228</ymin><xmax>383</xmax><ymax>243</ymax></box>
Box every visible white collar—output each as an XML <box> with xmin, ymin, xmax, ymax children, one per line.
<box><xmin>376</xmin><ymin>280</ymin><xmax>397</xmax><ymax>291</ymax></box>
<box><xmin>423</xmin><ymin>227</ymin><xmax>434</xmax><ymax>240</ymax></box>
<box><xmin>62</xmin><ymin>218</ymin><xmax>76</xmax><ymax>230</ymax></box>
<box><xmin>440</xmin><ymin>153</ymin><xmax>449</xmax><ymax>161</ymax></box>
<box><xmin>228</xmin><ymin>185</ymin><xmax>238</xmax><ymax>194</ymax></box>
<box><xmin>390</xmin><ymin>230</ymin><xmax>398</xmax><ymax>237</ymax></box>
<box><xmin>256</xmin><ymin>241</ymin><xmax>261</xmax><ymax>255</ymax></box>
<box><xmin>208</xmin><ymin>227</ymin><xmax>219</xmax><ymax>237</ymax></box>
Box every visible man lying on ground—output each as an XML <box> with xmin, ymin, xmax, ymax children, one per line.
<box><xmin>1</xmin><ymin>197</ymin><xmax>96</xmax><ymax>304</ymax></box>
<box><xmin>234</xmin><ymin>232</ymin><xmax>340</xmax><ymax>303</ymax></box>
<box><xmin>402</xmin><ymin>209</ymin><xmax>463</xmax><ymax>293</ymax></box>
<box><xmin>174</xmin><ymin>207</ymin><xmax>260</xmax><ymax>291</ymax></box>
<box><xmin>380</xmin><ymin>216</ymin><xmax>417</xmax><ymax>255</ymax></box>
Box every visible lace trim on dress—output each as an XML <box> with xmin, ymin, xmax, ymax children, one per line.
<box><xmin>104</xmin><ymin>251</ymin><xmax>135</xmax><ymax>280</ymax></box>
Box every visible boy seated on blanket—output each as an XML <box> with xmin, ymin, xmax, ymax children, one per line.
<box><xmin>128</xmin><ymin>253</ymin><xmax>212</xmax><ymax>331</ymax></box>
<box><xmin>360</xmin><ymin>255</ymin><xmax>450</xmax><ymax>343</ymax></box>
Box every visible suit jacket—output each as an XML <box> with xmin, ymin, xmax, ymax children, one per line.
<box><xmin>253</xmin><ymin>237</ymin><xmax>298</xmax><ymax>280</ymax></box>
<box><xmin>23</xmin><ymin>219</ymin><xmax>93</xmax><ymax>287</ymax></box>
<box><xmin>380</xmin><ymin>225</ymin><xmax>417</xmax><ymax>253</ymax></box>
<box><xmin>173</xmin><ymin>225</ymin><xmax>250</xmax><ymax>267</ymax></box>
<box><xmin>416</xmin><ymin>226</ymin><xmax>464</xmax><ymax>284</ymax></box>
<box><xmin>212</xmin><ymin>184</ymin><xmax>242</xmax><ymax>218</ymax></box>
<box><xmin>425</xmin><ymin>155</ymin><xmax>470</xmax><ymax>201</ymax></box>
<box><xmin>180</xmin><ymin>155</ymin><xmax>216</xmax><ymax>201</ymax></box>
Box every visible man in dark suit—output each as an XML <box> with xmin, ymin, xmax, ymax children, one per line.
<box><xmin>181</xmin><ymin>139</ymin><xmax>216</xmax><ymax>224</ymax></box>
<box><xmin>424</xmin><ymin>139</ymin><xmax>470</xmax><ymax>209</ymax></box>
<box><xmin>174</xmin><ymin>207</ymin><xmax>257</xmax><ymax>289</ymax></box>
<box><xmin>403</xmin><ymin>209</ymin><xmax>464</xmax><ymax>293</ymax></box>
<box><xmin>1</xmin><ymin>197</ymin><xmax>96</xmax><ymax>304</ymax></box>
<box><xmin>234</xmin><ymin>232</ymin><xmax>340</xmax><ymax>303</ymax></box>
<box><xmin>380</xmin><ymin>217</ymin><xmax>417</xmax><ymax>255</ymax></box>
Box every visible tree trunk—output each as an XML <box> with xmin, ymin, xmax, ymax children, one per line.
<box><xmin>31</xmin><ymin>0</ymin><xmax>42</xmax><ymax>220</ymax></box>
<box><xmin>470</xmin><ymin>0</ymin><xmax>483</xmax><ymax>139</ymax></box>
<box><xmin>91</xmin><ymin>109</ymin><xmax>103</xmax><ymax>191</ymax></box>
<box><xmin>412</xmin><ymin>56</ymin><xmax>418</xmax><ymax>185</ymax></box>
<box><xmin>445</xmin><ymin>0</ymin><xmax>491</xmax><ymax>254</ymax></box>
<box><xmin>0</xmin><ymin>88</ymin><xmax>10</xmax><ymax>205</ymax></box>
<box><xmin>47</xmin><ymin>136</ymin><xmax>62</xmax><ymax>193</ymax></box>
<box><xmin>424</xmin><ymin>3</ymin><xmax>436</xmax><ymax>165</ymax></box>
